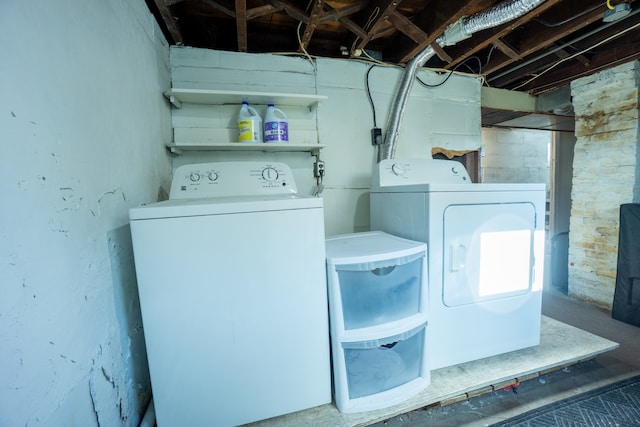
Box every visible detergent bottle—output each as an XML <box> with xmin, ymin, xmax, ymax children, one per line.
<box><xmin>237</xmin><ymin>102</ymin><xmax>262</xmax><ymax>143</ymax></box>
<box><xmin>264</xmin><ymin>104</ymin><xmax>289</xmax><ymax>143</ymax></box>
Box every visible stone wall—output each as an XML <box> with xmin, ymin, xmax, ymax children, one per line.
<box><xmin>568</xmin><ymin>61</ymin><xmax>640</xmax><ymax>309</ymax></box>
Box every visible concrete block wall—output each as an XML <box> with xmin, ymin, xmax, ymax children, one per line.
<box><xmin>569</xmin><ymin>61</ymin><xmax>640</xmax><ymax>309</ymax></box>
<box><xmin>481</xmin><ymin>127</ymin><xmax>551</xmax><ymax>185</ymax></box>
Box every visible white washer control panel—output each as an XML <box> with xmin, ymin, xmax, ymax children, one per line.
<box><xmin>169</xmin><ymin>161</ymin><xmax>298</xmax><ymax>199</ymax></box>
<box><xmin>372</xmin><ymin>158</ymin><xmax>472</xmax><ymax>186</ymax></box>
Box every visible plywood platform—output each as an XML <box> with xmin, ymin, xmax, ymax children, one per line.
<box><xmin>247</xmin><ymin>316</ymin><xmax>619</xmax><ymax>427</ymax></box>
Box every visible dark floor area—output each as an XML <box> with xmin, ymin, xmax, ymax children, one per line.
<box><xmin>372</xmin><ymin>287</ymin><xmax>640</xmax><ymax>427</ymax></box>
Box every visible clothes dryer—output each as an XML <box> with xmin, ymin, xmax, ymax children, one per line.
<box><xmin>370</xmin><ymin>158</ymin><xmax>545</xmax><ymax>370</ymax></box>
<box><xmin>129</xmin><ymin>162</ymin><xmax>331</xmax><ymax>427</ymax></box>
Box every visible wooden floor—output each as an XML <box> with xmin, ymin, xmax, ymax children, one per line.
<box><xmin>246</xmin><ymin>315</ymin><xmax>618</xmax><ymax>427</ymax></box>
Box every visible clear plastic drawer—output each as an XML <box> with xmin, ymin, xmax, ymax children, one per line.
<box><xmin>335</xmin><ymin>254</ymin><xmax>424</xmax><ymax>330</ymax></box>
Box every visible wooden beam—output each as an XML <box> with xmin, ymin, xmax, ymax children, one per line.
<box><xmin>493</xmin><ymin>39</ymin><xmax>520</xmax><ymax>60</ymax></box>
<box><xmin>553</xmin><ymin>47</ymin><xmax>590</xmax><ymax>67</ymax></box>
<box><xmin>203</xmin><ymin>0</ymin><xmax>235</xmax><ymax>18</ymax></box>
<box><xmin>351</xmin><ymin>0</ymin><xmax>400</xmax><ymax>55</ymax></box>
<box><xmin>300</xmin><ymin>0</ymin><xmax>325</xmax><ymax>52</ymax></box>
<box><xmin>235</xmin><ymin>0</ymin><xmax>247</xmax><ymax>52</ymax></box>
<box><xmin>152</xmin><ymin>0</ymin><xmax>183</xmax><ymax>44</ymax></box>
<box><xmin>488</xmin><ymin>9</ymin><xmax>640</xmax><ymax>90</ymax></box>
<box><xmin>516</xmin><ymin>18</ymin><xmax>640</xmax><ymax>93</ymax></box>
<box><xmin>247</xmin><ymin>4</ymin><xmax>283</xmax><ymax>20</ymax></box>
<box><xmin>387</xmin><ymin>10</ymin><xmax>429</xmax><ymax>45</ymax></box>
<box><xmin>444</xmin><ymin>0</ymin><xmax>564</xmax><ymax>71</ymax></box>
<box><xmin>268</xmin><ymin>0</ymin><xmax>309</xmax><ymax>24</ymax></box>
<box><xmin>338</xmin><ymin>16</ymin><xmax>368</xmax><ymax>40</ymax></box>
<box><xmin>318</xmin><ymin>2</ymin><xmax>367</xmax><ymax>25</ymax></box>
<box><xmin>397</xmin><ymin>0</ymin><xmax>495</xmax><ymax>64</ymax></box>
<box><xmin>431</xmin><ymin>41</ymin><xmax>452</xmax><ymax>64</ymax></box>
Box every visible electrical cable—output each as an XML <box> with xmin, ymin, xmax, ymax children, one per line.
<box><xmin>534</xmin><ymin>3</ymin><xmax>603</xmax><ymax>27</ymax></box>
<box><xmin>365</xmin><ymin>65</ymin><xmax>378</xmax><ymax>127</ymax></box>
<box><xmin>513</xmin><ymin>19</ymin><xmax>640</xmax><ymax>90</ymax></box>
<box><xmin>416</xmin><ymin>55</ymin><xmax>484</xmax><ymax>88</ymax></box>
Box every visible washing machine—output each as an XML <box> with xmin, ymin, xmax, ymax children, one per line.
<box><xmin>129</xmin><ymin>161</ymin><xmax>331</xmax><ymax>427</ymax></box>
<box><xmin>370</xmin><ymin>158</ymin><xmax>546</xmax><ymax>370</ymax></box>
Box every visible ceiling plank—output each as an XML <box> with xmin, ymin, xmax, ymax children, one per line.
<box><xmin>152</xmin><ymin>0</ymin><xmax>183</xmax><ymax>44</ymax></box>
<box><xmin>481</xmin><ymin>3</ymin><xmax>605</xmax><ymax>75</ymax></box>
<box><xmin>489</xmin><ymin>9</ymin><xmax>640</xmax><ymax>90</ymax></box>
<box><xmin>235</xmin><ymin>0</ymin><xmax>248</xmax><ymax>52</ymax></box>
<box><xmin>517</xmin><ymin>19</ymin><xmax>640</xmax><ymax>93</ymax></box>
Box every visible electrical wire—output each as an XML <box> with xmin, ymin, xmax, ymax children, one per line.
<box><xmin>416</xmin><ymin>55</ymin><xmax>485</xmax><ymax>88</ymax></box>
<box><xmin>513</xmin><ymin>20</ymin><xmax>640</xmax><ymax>90</ymax></box>
<box><xmin>534</xmin><ymin>3</ymin><xmax>603</xmax><ymax>27</ymax></box>
<box><xmin>365</xmin><ymin>65</ymin><xmax>378</xmax><ymax>127</ymax></box>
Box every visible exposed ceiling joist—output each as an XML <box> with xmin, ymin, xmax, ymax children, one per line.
<box><xmin>146</xmin><ymin>0</ymin><xmax>640</xmax><ymax>96</ymax></box>
<box><xmin>235</xmin><ymin>0</ymin><xmax>248</xmax><ymax>51</ymax></box>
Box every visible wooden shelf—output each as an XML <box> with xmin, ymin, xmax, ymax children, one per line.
<box><xmin>164</xmin><ymin>88</ymin><xmax>327</xmax><ymax>109</ymax></box>
<box><xmin>167</xmin><ymin>142</ymin><xmax>325</xmax><ymax>155</ymax></box>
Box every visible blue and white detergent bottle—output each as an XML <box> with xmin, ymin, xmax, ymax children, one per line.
<box><xmin>264</xmin><ymin>104</ymin><xmax>288</xmax><ymax>143</ymax></box>
<box><xmin>237</xmin><ymin>101</ymin><xmax>262</xmax><ymax>143</ymax></box>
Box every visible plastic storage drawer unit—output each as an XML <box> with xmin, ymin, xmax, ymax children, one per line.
<box><xmin>342</xmin><ymin>323</ymin><xmax>427</xmax><ymax>399</ymax></box>
<box><xmin>326</xmin><ymin>231</ymin><xmax>429</xmax><ymax>413</ymax></box>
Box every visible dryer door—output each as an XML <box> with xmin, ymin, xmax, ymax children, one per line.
<box><xmin>443</xmin><ymin>202</ymin><xmax>536</xmax><ymax>306</ymax></box>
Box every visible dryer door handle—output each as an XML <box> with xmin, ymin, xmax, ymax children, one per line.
<box><xmin>450</xmin><ymin>243</ymin><xmax>466</xmax><ymax>272</ymax></box>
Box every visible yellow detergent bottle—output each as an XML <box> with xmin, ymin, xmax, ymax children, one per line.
<box><xmin>237</xmin><ymin>102</ymin><xmax>262</xmax><ymax>143</ymax></box>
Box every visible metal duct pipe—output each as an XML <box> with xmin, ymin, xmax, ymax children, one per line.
<box><xmin>378</xmin><ymin>0</ymin><xmax>546</xmax><ymax>162</ymax></box>
<box><xmin>377</xmin><ymin>43</ymin><xmax>439</xmax><ymax>162</ymax></box>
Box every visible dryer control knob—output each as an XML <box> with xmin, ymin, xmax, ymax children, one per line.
<box><xmin>391</xmin><ymin>163</ymin><xmax>406</xmax><ymax>176</ymax></box>
<box><xmin>262</xmin><ymin>167</ymin><xmax>279</xmax><ymax>181</ymax></box>
<box><xmin>451</xmin><ymin>166</ymin><xmax>459</xmax><ymax>175</ymax></box>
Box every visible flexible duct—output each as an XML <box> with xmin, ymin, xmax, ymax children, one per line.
<box><xmin>378</xmin><ymin>0</ymin><xmax>546</xmax><ymax>162</ymax></box>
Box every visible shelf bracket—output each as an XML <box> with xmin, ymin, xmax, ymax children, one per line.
<box><xmin>163</xmin><ymin>91</ymin><xmax>183</xmax><ymax>108</ymax></box>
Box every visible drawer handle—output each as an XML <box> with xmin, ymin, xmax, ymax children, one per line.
<box><xmin>372</xmin><ymin>266</ymin><xmax>396</xmax><ymax>276</ymax></box>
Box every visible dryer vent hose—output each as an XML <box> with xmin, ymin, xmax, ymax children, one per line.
<box><xmin>378</xmin><ymin>0</ymin><xmax>546</xmax><ymax>162</ymax></box>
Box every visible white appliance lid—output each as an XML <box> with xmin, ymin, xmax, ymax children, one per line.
<box><xmin>371</xmin><ymin>182</ymin><xmax>546</xmax><ymax>193</ymax></box>
<box><xmin>130</xmin><ymin>194</ymin><xmax>323</xmax><ymax>220</ymax></box>
<box><xmin>325</xmin><ymin>231</ymin><xmax>426</xmax><ymax>265</ymax></box>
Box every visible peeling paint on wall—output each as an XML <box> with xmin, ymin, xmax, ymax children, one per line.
<box><xmin>569</xmin><ymin>60</ymin><xmax>640</xmax><ymax>309</ymax></box>
<box><xmin>0</xmin><ymin>0</ymin><xmax>171</xmax><ymax>425</ymax></box>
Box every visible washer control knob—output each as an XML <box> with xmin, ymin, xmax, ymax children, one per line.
<box><xmin>208</xmin><ymin>172</ymin><xmax>219</xmax><ymax>181</ymax></box>
<box><xmin>262</xmin><ymin>167</ymin><xmax>279</xmax><ymax>181</ymax></box>
<box><xmin>189</xmin><ymin>172</ymin><xmax>201</xmax><ymax>182</ymax></box>
<box><xmin>451</xmin><ymin>166</ymin><xmax>459</xmax><ymax>175</ymax></box>
<box><xmin>391</xmin><ymin>163</ymin><xmax>406</xmax><ymax>176</ymax></box>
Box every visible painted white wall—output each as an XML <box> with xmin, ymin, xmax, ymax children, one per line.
<box><xmin>168</xmin><ymin>47</ymin><xmax>482</xmax><ymax>236</ymax></box>
<box><xmin>0</xmin><ymin>0</ymin><xmax>171</xmax><ymax>425</ymax></box>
